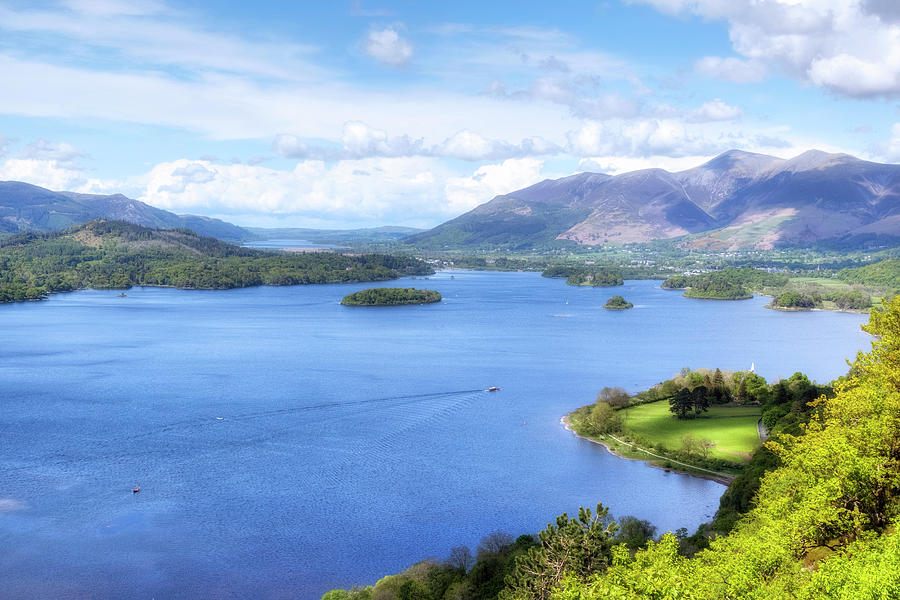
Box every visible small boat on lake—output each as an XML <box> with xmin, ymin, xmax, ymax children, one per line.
<box><xmin>487</xmin><ymin>386</ymin><xmax>501</xmax><ymax>392</ymax></box>
<box><xmin>132</xmin><ymin>486</ymin><xmax>140</xmax><ymax>494</ymax></box>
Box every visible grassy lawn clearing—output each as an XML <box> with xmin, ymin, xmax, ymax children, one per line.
<box><xmin>788</xmin><ymin>276</ymin><xmax>850</xmax><ymax>288</ymax></box>
<box><xmin>619</xmin><ymin>401</ymin><xmax>762</xmax><ymax>462</ymax></box>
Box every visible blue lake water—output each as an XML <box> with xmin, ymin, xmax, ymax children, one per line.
<box><xmin>0</xmin><ymin>272</ymin><xmax>871</xmax><ymax>599</ymax></box>
<box><xmin>243</xmin><ymin>239</ymin><xmax>345</xmax><ymax>249</ymax></box>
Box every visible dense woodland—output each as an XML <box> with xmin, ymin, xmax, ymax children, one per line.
<box><xmin>661</xmin><ymin>268</ymin><xmax>788</xmax><ymax>300</ymax></box>
<box><xmin>328</xmin><ymin>298</ymin><xmax>900</xmax><ymax>599</ymax></box>
<box><xmin>0</xmin><ymin>220</ymin><xmax>433</xmax><ymax>303</ymax></box>
<box><xmin>341</xmin><ymin>288</ymin><xmax>442</xmax><ymax>306</ymax></box>
<box><xmin>541</xmin><ymin>266</ymin><xmax>624</xmax><ymax>287</ymax></box>
<box><xmin>837</xmin><ymin>258</ymin><xmax>900</xmax><ymax>289</ymax></box>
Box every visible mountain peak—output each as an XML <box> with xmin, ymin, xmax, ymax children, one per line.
<box><xmin>692</xmin><ymin>149</ymin><xmax>784</xmax><ymax>176</ymax></box>
<box><xmin>779</xmin><ymin>149</ymin><xmax>857</xmax><ymax>172</ymax></box>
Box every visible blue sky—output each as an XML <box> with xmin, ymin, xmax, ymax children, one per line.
<box><xmin>1</xmin><ymin>0</ymin><xmax>899</xmax><ymax>228</ymax></box>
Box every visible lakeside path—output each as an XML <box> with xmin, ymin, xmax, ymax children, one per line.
<box><xmin>561</xmin><ymin>416</ymin><xmax>735</xmax><ymax>485</ymax></box>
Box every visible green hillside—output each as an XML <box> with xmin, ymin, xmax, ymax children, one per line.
<box><xmin>838</xmin><ymin>258</ymin><xmax>900</xmax><ymax>289</ymax></box>
<box><xmin>323</xmin><ymin>297</ymin><xmax>900</xmax><ymax>600</ymax></box>
<box><xmin>0</xmin><ymin>220</ymin><xmax>432</xmax><ymax>302</ymax></box>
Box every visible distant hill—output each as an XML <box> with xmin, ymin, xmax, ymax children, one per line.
<box><xmin>0</xmin><ymin>180</ymin><xmax>425</xmax><ymax>245</ymax></box>
<box><xmin>0</xmin><ymin>181</ymin><xmax>250</xmax><ymax>241</ymax></box>
<box><xmin>407</xmin><ymin>150</ymin><xmax>900</xmax><ymax>250</ymax></box>
<box><xmin>0</xmin><ymin>220</ymin><xmax>433</xmax><ymax>302</ymax></box>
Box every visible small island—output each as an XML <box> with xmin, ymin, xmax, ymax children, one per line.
<box><xmin>602</xmin><ymin>295</ymin><xmax>633</xmax><ymax>310</ymax></box>
<box><xmin>340</xmin><ymin>287</ymin><xmax>442</xmax><ymax>306</ymax></box>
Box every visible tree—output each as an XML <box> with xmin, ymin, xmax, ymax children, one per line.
<box><xmin>597</xmin><ymin>387</ymin><xmax>630</xmax><ymax>407</ymax></box>
<box><xmin>448</xmin><ymin>545</ymin><xmax>474</xmax><ymax>573</ymax></box>
<box><xmin>615</xmin><ymin>516</ymin><xmax>657</xmax><ymax>551</ymax></box>
<box><xmin>586</xmin><ymin>402</ymin><xmax>621</xmax><ymax>435</ymax></box>
<box><xmin>692</xmin><ymin>385</ymin><xmax>709</xmax><ymax>416</ymax></box>
<box><xmin>669</xmin><ymin>387</ymin><xmax>693</xmax><ymax>419</ymax></box>
<box><xmin>503</xmin><ymin>504</ymin><xmax>618</xmax><ymax>600</ymax></box>
<box><xmin>478</xmin><ymin>531</ymin><xmax>515</xmax><ymax>557</ymax></box>
<box><xmin>736</xmin><ymin>376</ymin><xmax>748</xmax><ymax>403</ymax></box>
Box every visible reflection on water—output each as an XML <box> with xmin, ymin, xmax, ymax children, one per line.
<box><xmin>0</xmin><ymin>272</ymin><xmax>870</xmax><ymax>599</ymax></box>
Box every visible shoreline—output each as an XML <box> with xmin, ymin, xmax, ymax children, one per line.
<box><xmin>560</xmin><ymin>415</ymin><xmax>733</xmax><ymax>486</ymax></box>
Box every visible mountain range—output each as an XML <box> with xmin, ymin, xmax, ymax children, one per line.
<box><xmin>0</xmin><ymin>182</ymin><xmax>421</xmax><ymax>244</ymax></box>
<box><xmin>0</xmin><ymin>181</ymin><xmax>249</xmax><ymax>241</ymax></box>
<box><xmin>408</xmin><ymin>150</ymin><xmax>900</xmax><ymax>250</ymax></box>
<box><xmin>3</xmin><ymin>149</ymin><xmax>899</xmax><ymax>250</ymax></box>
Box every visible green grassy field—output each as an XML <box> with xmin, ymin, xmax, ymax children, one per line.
<box><xmin>619</xmin><ymin>401</ymin><xmax>762</xmax><ymax>462</ymax></box>
<box><xmin>789</xmin><ymin>276</ymin><xmax>850</xmax><ymax>288</ymax></box>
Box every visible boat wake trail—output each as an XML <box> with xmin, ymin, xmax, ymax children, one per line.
<box><xmin>0</xmin><ymin>388</ymin><xmax>488</xmax><ymax>476</ymax></box>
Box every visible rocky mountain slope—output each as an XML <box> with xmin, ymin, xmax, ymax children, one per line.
<box><xmin>408</xmin><ymin>150</ymin><xmax>900</xmax><ymax>250</ymax></box>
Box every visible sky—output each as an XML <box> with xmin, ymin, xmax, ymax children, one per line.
<box><xmin>1</xmin><ymin>0</ymin><xmax>900</xmax><ymax>229</ymax></box>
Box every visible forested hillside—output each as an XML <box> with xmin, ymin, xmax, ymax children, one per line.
<box><xmin>0</xmin><ymin>220</ymin><xmax>432</xmax><ymax>302</ymax></box>
<box><xmin>838</xmin><ymin>258</ymin><xmax>900</xmax><ymax>290</ymax></box>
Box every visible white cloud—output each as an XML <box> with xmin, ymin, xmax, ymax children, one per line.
<box><xmin>432</xmin><ymin>131</ymin><xmax>501</xmax><ymax>160</ymax></box>
<box><xmin>638</xmin><ymin>0</ymin><xmax>900</xmax><ymax>98</ymax></box>
<box><xmin>687</xmin><ymin>99</ymin><xmax>743</xmax><ymax>123</ymax></box>
<box><xmin>0</xmin><ymin>3</ymin><xmax>325</xmax><ymax>82</ymax></box>
<box><xmin>133</xmin><ymin>156</ymin><xmax>552</xmax><ymax>228</ymax></box>
<box><xmin>19</xmin><ymin>139</ymin><xmax>86</xmax><ymax>164</ymax></box>
<box><xmin>444</xmin><ymin>158</ymin><xmax>548</xmax><ymax>215</ymax></box>
<box><xmin>0</xmin><ymin>158</ymin><xmax>106</xmax><ymax>192</ymax></box>
<box><xmin>863</xmin><ymin>0</ymin><xmax>900</xmax><ymax>24</ymax></box>
<box><xmin>142</xmin><ymin>158</ymin><xmax>437</xmax><ymax>224</ymax></box>
<box><xmin>566</xmin><ymin>119</ymin><xmax>724</xmax><ymax>158</ymax></box>
<box><xmin>159</xmin><ymin>162</ymin><xmax>217</xmax><ymax>193</ymax></box>
<box><xmin>272</xmin><ymin>123</ymin><xmax>561</xmax><ymax>161</ymax></box>
<box><xmin>431</xmin><ymin>130</ymin><xmax>560</xmax><ymax>160</ymax></box>
<box><xmin>365</xmin><ymin>26</ymin><xmax>413</xmax><ymax>66</ymax></box>
<box><xmin>577</xmin><ymin>155</ymin><xmax>717</xmax><ymax>175</ymax></box>
<box><xmin>60</xmin><ymin>0</ymin><xmax>168</xmax><ymax>17</ymax></box>
<box><xmin>341</xmin><ymin>121</ymin><xmax>423</xmax><ymax>157</ymax></box>
<box><xmin>571</xmin><ymin>93</ymin><xmax>642</xmax><ymax>119</ymax></box>
<box><xmin>0</xmin><ymin>53</ymin><xmax>581</xmax><ymax>146</ymax></box>
<box><xmin>695</xmin><ymin>56</ymin><xmax>767</xmax><ymax>83</ymax></box>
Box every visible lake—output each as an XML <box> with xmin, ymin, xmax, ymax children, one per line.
<box><xmin>0</xmin><ymin>272</ymin><xmax>871</xmax><ymax>599</ymax></box>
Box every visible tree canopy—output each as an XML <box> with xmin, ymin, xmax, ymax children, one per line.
<box><xmin>0</xmin><ymin>220</ymin><xmax>433</xmax><ymax>303</ymax></box>
<box><xmin>340</xmin><ymin>288</ymin><xmax>442</xmax><ymax>306</ymax></box>
<box><xmin>602</xmin><ymin>296</ymin><xmax>633</xmax><ymax>310</ymax></box>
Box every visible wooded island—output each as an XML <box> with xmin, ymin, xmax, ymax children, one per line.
<box><xmin>340</xmin><ymin>288</ymin><xmax>442</xmax><ymax>306</ymax></box>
